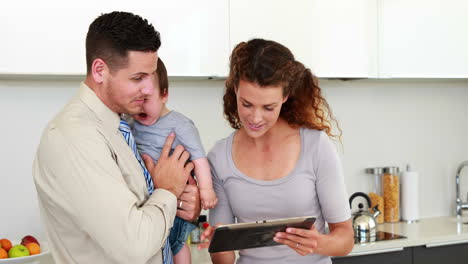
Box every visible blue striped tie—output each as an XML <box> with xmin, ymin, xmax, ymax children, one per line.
<box><xmin>119</xmin><ymin>119</ymin><xmax>173</xmax><ymax>264</ymax></box>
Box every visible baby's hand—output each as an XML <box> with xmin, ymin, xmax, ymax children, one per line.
<box><xmin>200</xmin><ymin>188</ymin><xmax>218</xmax><ymax>210</ymax></box>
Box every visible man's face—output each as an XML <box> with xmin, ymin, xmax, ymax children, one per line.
<box><xmin>103</xmin><ymin>51</ymin><xmax>158</xmax><ymax>115</ymax></box>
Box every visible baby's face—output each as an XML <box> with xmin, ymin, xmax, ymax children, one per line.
<box><xmin>132</xmin><ymin>86</ymin><xmax>167</xmax><ymax>126</ymax></box>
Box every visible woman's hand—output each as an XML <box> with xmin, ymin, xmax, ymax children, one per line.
<box><xmin>273</xmin><ymin>224</ymin><xmax>320</xmax><ymax>256</ymax></box>
<box><xmin>198</xmin><ymin>224</ymin><xmax>236</xmax><ymax>264</ymax></box>
<box><xmin>275</xmin><ymin>220</ymin><xmax>354</xmax><ymax>257</ymax></box>
<box><xmin>198</xmin><ymin>224</ymin><xmax>216</xmax><ymax>249</ymax></box>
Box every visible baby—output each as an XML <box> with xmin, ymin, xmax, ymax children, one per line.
<box><xmin>132</xmin><ymin>58</ymin><xmax>217</xmax><ymax>263</ymax></box>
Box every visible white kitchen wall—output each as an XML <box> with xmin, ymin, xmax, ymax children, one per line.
<box><xmin>1</xmin><ymin>78</ymin><xmax>467</xmax><ymax>240</ymax></box>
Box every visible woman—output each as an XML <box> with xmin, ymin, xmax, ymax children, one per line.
<box><xmin>201</xmin><ymin>39</ymin><xmax>354</xmax><ymax>264</ymax></box>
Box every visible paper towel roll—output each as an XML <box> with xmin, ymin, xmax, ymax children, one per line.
<box><xmin>401</xmin><ymin>166</ymin><xmax>419</xmax><ymax>221</ymax></box>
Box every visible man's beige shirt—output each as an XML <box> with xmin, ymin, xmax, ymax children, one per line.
<box><xmin>33</xmin><ymin>83</ymin><xmax>177</xmax><ymax>264</ymax></box>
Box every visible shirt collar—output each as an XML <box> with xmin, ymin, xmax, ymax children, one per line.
<box><xmin>78</xmin><ymin>82</ymin><xmax>121</xmax><ymax>133</ymax></box>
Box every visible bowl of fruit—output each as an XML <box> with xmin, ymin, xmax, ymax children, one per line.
<box><xmin>0</xmin><ymin>235</ymin><xmax>49</xmax><ymax>264</ymax></box>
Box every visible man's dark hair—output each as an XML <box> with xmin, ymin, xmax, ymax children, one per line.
<box><xmin>86</xmin><ymin>11</ymin><xmax>161</xmax><ymax>74</ymax></box>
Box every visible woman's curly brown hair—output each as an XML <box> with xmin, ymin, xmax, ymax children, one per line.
<box><xmin>224</xmin><ymin>38</ymin><xmax>341</xmax><ymax>139</ymax></box>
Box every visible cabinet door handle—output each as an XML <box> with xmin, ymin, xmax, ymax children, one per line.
<box><xmin>349</xmin><ymin>247</ymin><xmax>404</xmax><ymax>256</ymax></box>
<box><xmin>426</xmin><ymin>239</ymin><xmax>468</xmax><ymax>248</ymax></box>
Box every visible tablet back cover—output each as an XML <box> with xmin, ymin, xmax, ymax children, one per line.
<box><xmin>208</xmin><ymin>216</ymin><xmax>315</xmax><ymax>253</ymax></box>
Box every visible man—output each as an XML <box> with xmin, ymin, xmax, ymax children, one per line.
<box><xmin>33</xmin><ymin>11</ymin><xmax>201</xmax><ymax>264</ymax></box>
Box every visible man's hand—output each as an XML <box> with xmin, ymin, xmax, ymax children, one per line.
<box><xmin>176</xmin><ymin>176</ymin><xmax>201</xmax><ymax>222</ymax></box>
<box><xmin>142</xmin><ymin>133</ymin><xmax>194</xmax><ymax>197</ymax></box>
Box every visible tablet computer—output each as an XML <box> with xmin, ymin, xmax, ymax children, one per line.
<box><xmin>208</xmin><ymin>216</ymin><xmax>316</xmax><ymax>253</ymax></box>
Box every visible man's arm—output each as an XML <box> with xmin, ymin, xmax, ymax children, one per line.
<box><xmin>34</xmin><ymin>130</ymin><xmax>180</xmax><ymax>263</ymax></box>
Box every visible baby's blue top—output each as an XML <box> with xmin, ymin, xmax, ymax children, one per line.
<box><xmin>133</xmin><ymin>111</ymin><xmax>205</xmax><ymax>162</ymax></box>
<box><xmin>208</xmin><ymin>128</ymin><xmax>351</xmax><ymax>264</ymax></box>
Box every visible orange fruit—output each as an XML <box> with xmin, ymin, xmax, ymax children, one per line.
<box><xmin>25</xmin><ymin>242</ymin><xmax>41</xmax><ymax>255</ymax></box>
<box><xmin>0</xmin><ymin>248</ymin><xmax>7</xmax><ymax>259</ymax></box>
<box><xmin>0</xmin><ymin>239</ymin><xmax>12</xmax><ymax>252</ymax></box>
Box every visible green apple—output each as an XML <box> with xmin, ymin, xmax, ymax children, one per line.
<box><xmin>8</xmin><ymin>245</ymin><xmax>30</xmax><ymax>258</ymax></box>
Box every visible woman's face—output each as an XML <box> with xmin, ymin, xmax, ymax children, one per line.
<box><xmin>236</xmin><ymin>79</ymin><xmax>288</xmax><ymax>138</ymax></box>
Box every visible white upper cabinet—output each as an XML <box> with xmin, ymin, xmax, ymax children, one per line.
<box><xmin>379</xmin><ymin>0</ymin><xmax>468</xmax><ymax>78</ymax></box>
<box><xmin>0</xmin><ymin>1</ymin><xmax>230</xmax><ymax>77</ymax></box>
<box><xmin>0</xmin><ymin>7</ymin><xmax>93</xmax><ymax>75</ymax></box>
<box><xmin>3</xmin><ymin>1</ymin><xmax>467</xmax><ymax>78</ymax></box>
<box><xmin>229</xmin><ymin>0</ymin><xmax>378</xmax><ymax>78</ymax></box>
<box><xmin>137</xmin><ymin>1</ymin><xmax>230</xmax><ymax>77</ymax></box>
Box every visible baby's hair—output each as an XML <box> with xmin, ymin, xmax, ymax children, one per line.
<box><xmin>156</xmin><ymin>58</ymin><xmax>168</xmax><ymax>97</ymax></box>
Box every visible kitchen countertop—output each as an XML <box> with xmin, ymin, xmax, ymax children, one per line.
<box><xmin>35</xmin><ymin>216</ymin><xmax>468</xmax><ymax>263</ymax></box>
<box><xmin>345</xmin><ymin>216</ymin><xmax>468</xmax><ymax>257</ymax></box>
<box><xmin>190</xmin><ymin>216</ymin><xmax>468</xmax><ymax>262</ymax></box>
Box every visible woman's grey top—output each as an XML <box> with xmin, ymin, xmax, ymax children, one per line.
<box><xmin>208</xmin><ymin>128</ymin><xmax>351</xmax><ymax>264</ymax></box>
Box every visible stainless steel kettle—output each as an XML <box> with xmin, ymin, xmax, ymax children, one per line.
<box><xmin>349</xmin><ymin>192</ymin><xmax>381</xmax><ymax>239</ymax></box>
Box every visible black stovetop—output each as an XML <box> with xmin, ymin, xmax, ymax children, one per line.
<box><xmin>354</xmin><ymin>231</ymin><xmax>407</xmax><ymax>244</ymax></box>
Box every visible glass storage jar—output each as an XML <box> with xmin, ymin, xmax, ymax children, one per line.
<box><xmin>382</xmin><ymin>166</ymin><xmax>400</xmax><ymax>222</ymax></box>
<box><xmin>366</xmin><ymin>167</ymin><xmax>384</xmax><ymax>224</ymax></box>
